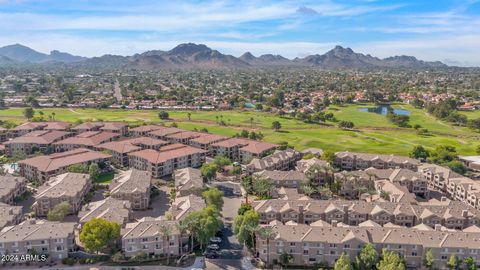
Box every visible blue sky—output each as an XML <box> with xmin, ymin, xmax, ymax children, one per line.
<box><xmin>0</xmin><ymin>0</ymin><xmax>479</xmax><ymax>66</ymax></box>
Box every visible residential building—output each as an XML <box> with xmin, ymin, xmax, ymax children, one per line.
<box><xmin>419</xmin><ymin>164</ymin><xmax>461</xmax><ymax>193</ymax></box>
<box><xmin>33</xmin><ymin>173</ymin><xmax>91</xmax><ymax>217</ymax></box>
<box><xmin>256</xmin><ymin>221</ymin><xmax>480</xmax><ymax>269</ymax></box>
<box><xmin>0</xmin><ymin>220</ymin><xmax>76</xmax><ymax>260</ymax></box>
<box><xmin>375</xmin><ymin>180</ymin><xmax>418</xmax><ymax>203</ymax></box>
<box><xmin>169</xmin><ymin>194</ymin><xmax>206</xmax><ymax>220</ymax></box>
<box><xmin>128</xmin><ymin>144</ymin><xmax>207</xmax><ymax>178</ymax></box>
<box><xmin>11</xmin><ymin>122</ymin><xmax>48</xmax><ymax>137</ymax></box>
<box><xmin>71</xmin><ymin>122</ymin><xmax>104</xmax><ymax>133</ymax></box>
<box><xmin>254</xmin><ymin>170</ymin><xmax>306</xmax><ymax>189</ymax></box>
<box><xmin>4</xmin><ymin>130</ymin><xmax>70</xmax><ymax>156</ymax></box>
<box><xmin>53</xmin><ymin>131</ymin><xmax>120</xmax><ymax>151</ymax></box>
<box><xmin>0</xmin><ymin>203</ymin><xmax>23</xmax><ymax>229</ymax></box>
<box><xmin>18</xmin><ymin>148</ymin><xmax>111</xmax><ymax>183</ymax></box>
<box><xmin>0</xmin><ymin>175</ymin><xmax>27</xmax><ymax>204</ymax></box>
<box><xmin>246</xmin><ymin>149</ymin><xmax>303</xmax><ymax>173</ymax></box>
<box><xmin>253</xmin><ymin>198</ymin><xmax>480</xmax><ymax>229</ymax></box>
<box><xmin>0</xmin><ymin>127</ymin><xmax>7</xmax><ymax>142</ymax></box>
<box><xmin>109</xmin><ymin>169</ymin><xmax>151</xmax><ymax>210</ymax></box>
<box><xmin>129</xmin><ymin>125</ymin><xmax>164</xmax><ymax>137</ymax></box>
<box><xmin>164</xmin><ymin>131</ymin><xmax>203</xmax><ymax>144</ymax></box>
<box><xmin>335</xmin><ymin>152</ymin><xmax>420</xmax><ymax>171</ymax></box>
<box><xmin>78</xmin><ymin>197</ymin><xmax>131</xmax><ymax>227</ymax></box>
<box><xmin>147</xmin><ymin>127</ymin><xmax>183</xmax><ymax>140</ymax></box>
<box><xmin>99</xmin><ymin>122</ymin><xmax>129</xmax><ymax>135</ymax></box>
<box><xmin>174</xmin><ymin>168</ymin><xmax>204</xmax><ymax>196</ymax></box>
<box><xmin>239</xmin><ymin>141</ymin><xmax>278</xmax><ymax>163</ymax></box>
<box><xmin>121</xmin><ymin>218</ymin><xmax>183</xmax><ymax>257</ymax></box>
<box><xmin>210</xmin><ymin>138</ymin><xmax>251</xmax><ymax>161</ymax></box>
<box><xmin>296</xmin><ymin>158</ymin><xmax>329</xmax><ymax>173</ymax></box>
<box><xmin>188</xmin><ymin>133</ymin><xmax>228</xmax><ymax>151</ymax></box>
<box><xmin>301</xmin><ymin>148</ymin><xmax>324</xmax><ymax>157</ymax></box>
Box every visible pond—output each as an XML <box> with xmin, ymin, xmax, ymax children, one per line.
<box><xmin>358</xmin><ymin>105</ymin><xmax>411</xmax><ymax>115</ymax></box>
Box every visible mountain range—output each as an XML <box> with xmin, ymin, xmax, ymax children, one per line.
<box><xmin>0</xmin><ymin>43</ymin><xmax>448</xmax><ymax>70</ymax></box>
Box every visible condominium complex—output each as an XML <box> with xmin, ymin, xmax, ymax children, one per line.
<box><xmin>18</xmin><ymin>148</ymin><xmax>111</xmax><ymax>182</ymax></box>
<box><xmin>335</xmin><ymin>152</ymin><xmax>420</xmax><ymax>171</ymax></box>
<box><xmin>53</xmin><ymin>131</ymin><xmax>120</xmax><ymax>151</ymax></box>
<box><xmin>78</xmin><ymin>197</ymin><xmax>132</xmax><ymax>226</ymax></box>
<box><xmin>109</xmin><ymin>169</ymin><xmax>151</xmax><ymax>210</ymax></box>
<box><xmin>121</xmin><ymin>218</ymin><xmax>183</xmax><ymax>258</ymax></box>
<box><xmin>247</xmin><ymin>149</ymin><xmax>303</xmax><ymax>173</ymax></box>
<box><xmin>128</xmin><ymin>144</ymin><xmax>207</xmax><ymax>178</ymax></box>
<box><xmin>174</xmin><ymin>167</ymin><xmax>204</xmax><ymax>196</ymax></box>
<box><xmin>0</xmin><ymin>175</ymin><xmax>27</xmax><ymax>204</ymax></box>
<box><xmin>33</xmin><ymin>173</ymin><xmax>91</xmax><ymax>217</ymax></box>
<box><xmin>256</xmin><ymin>220</ymin><xmax>480</xmax><ymax>269</ymax></box>
<box><xmin>0</xmin><ymin>220</ymin><xmax>76</xmax><ymax>260</ymax></box>
<box><xmin>0</xmin><ymin>203</ymin><xmax>23</xmax><ymax>230</ymax></box>
<box><xmin>4</xmin><ymin>130</ymin><xmax>70</xmax><ymax>156</ymax></box>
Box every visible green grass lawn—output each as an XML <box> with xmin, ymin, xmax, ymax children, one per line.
<box><xmin>93</xmin><ymin>172</ymin><xmax>115</xmax><ymax>184</ymax></box>
<box><xmin>1</xmin><ymin>104</ymin><xmax>479</xmax><ymax>156</ymax></box>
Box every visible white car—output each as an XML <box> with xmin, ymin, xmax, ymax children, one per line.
<box><xmin>210</xmin><ymin>237</ymin><xmax>222</xmax><ymax>243</ymax></box>
<box><xmin>207</xmin><ymin>244</ymin><xmax>220</xmax><ymax>250</ymax></box>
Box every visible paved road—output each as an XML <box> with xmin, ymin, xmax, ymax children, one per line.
<box><xmin>113</xmin><ymin>79</ymin><xmax>122</xmax><ymax>102</ymax></box>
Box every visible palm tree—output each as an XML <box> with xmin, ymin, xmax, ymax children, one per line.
<box><xmin>215</xmin><ymin>115</ymin><xmax>219</xmax><ymax>124</ymax></box>
<box><xmin>176</xmin><ymin>223</ymin><xmax>188</xmax><ymax>257</ymax></box>
<box><xmin>256</xmin><ymin>226</ymin><xmax>275</xmax><ymax>266</ymax></box>
<box><xmin>160</xmin><ymin>224</ymin><xmax>172</xmax><ymax>265</ymax></box>
<box><xmin>250</xmin><ymin>117</ymin><xmax>254</xmax><ymax>128</ymax></box>
<box><xmin>51</xmin><ymin>112</ymin><xmax>56</xmax><ymax>120</ymax></box>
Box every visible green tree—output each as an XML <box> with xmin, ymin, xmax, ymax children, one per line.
<box><xmin>79</xmin><ymin>218</ymin><xmax>120</xmax><ymax>253</ymax></box>
<box><xmin>409</xmin><ymin>145</ymin><xmax>430</xmax><ymax>160</ymax></box>
<box><xmin>338</xmin><ymin>120</ymin><xmax>355</xmax><ymax>129</ymax></box>
<box><xmin>377</xmin><ymin>249</ymin><xmax>405</xmax><ymax>270</ymax></box>
<box><xmin>202</xmin><ymin>187</ymin><xmax>224</xmax><ymax>210</ymax></box>
<box><xmin>321</xmin><ymin>150</ymin><xmax>336</xmax><ymax>165</ymax></box>
<box><xmin>463</xmin><ymin>256</ymin><xmax>476</xmax><ymax>270</ymax></box>
<box><xmin>335</xmin><ymin>253</ymin><xmax>353</xmax><ymax>270</ymax></box>
<box><xmin>279</xmin><ymin>252</ymin><xmax>293</xmax><ymax>267</ymax></box>
<box><xmin>47</xmin><ymin>202</ymin><xmax>72</xmax><ymax>221</ymax></box>
<box><xmin>256</xmin><ymin>226</ymin><xmax>275</xmax><ymax>266</ymax></box>
<box><xmin>159</xmin><ymin>224</ymin><xmax>172</xmax><ymax>265</ymax></box>
<box><xmin>233</xmin><ymin>210</ymin><xmax>259</xmax><ymax>249</ymax></box>
<box><xmin>356</xmin><ymin>243</ymin><xmax>379</xmax><ymax>270</ymax></box>
<box><xmin>271</xmin><ymin>121</ymin><xmax>281</xmax><ymax>131</ymax></box>
<box><xmin>200</xmin><ymin>163</ymin><xmax>218</xmax><ymax>181</ymax></box>
<box><xmin>67</xmin><ymin>164</ymin><xmax>88</xmax><ymax>173</ymax></box>
<box><xmin>88</xmin><ymin>163</ymin><xmax>100</xmax><ymax>179</ymax></box>
<box><xmin>252</xmin><ymin>176</ymin><xmax>274</xmax><ymax>198</ymax></box>
<box><xmin>423</xmin><ymin>248</ymin><xmax>435</xmax><ymax>269</ymax></box>
<box><xmin>237</xmin><ymin>203</ymin><xmax>253</xmax><ymax>215</ymax></box>
<box><xmin>213</xmin><ymin>155</ymin><xmax>232</xmax><ymax>168</ymax></box>
<box><xmin>23</xmin><ymin>107</ymin><xmax>35</xmax><ymax>120</ymax></box>
<box><xmin>187</xmin><ymin>112</ymin><xmax>191</xmax><ymax>121</ymax></box>
<box><xmin>447</xmin><ymin>255</ymin><xmax>458</xmax><ymax>270</ymax></box>
<box><xmin>158</xmin><ymin>111</ymin><xmax>169</xmax><ymax>120</ymax></box>
<box><xmin>446</xmin><ymin>160</ymin><xmax>468</xmax><ymax>175</ymax></box>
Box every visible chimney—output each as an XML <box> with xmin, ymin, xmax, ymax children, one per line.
<box><xmin>462</xmin><ymin>210</ymin><xmax>469</xmax><ymax>218</ymax></box>
<box><xmin>434</xmin><ymin>224</ymin><xmax>442</xmax><ymax>231</ymax></box>
<box><xmin>332</xmin><ymin>220</ymin><xmax>338</xmax><ymax>227</ymax></box>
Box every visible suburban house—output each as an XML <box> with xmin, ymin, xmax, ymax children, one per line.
<box><xmin>18</xmin><ymin>148</ymin><xmax>111</xmax><ymax>183</ymax></box>
<box><xmin>33</xmin><ymin>173</ymin><xmax>91</xmax><ymax>217</ymax></box>
<box><xmin>0</xmin><ymin>220</ymin><xmax>76</xmax><ymax>260</ymax></box>
<box><xmin>0</xmin><ymin>175</ymin><xmax>27</xmax><ymax>204</ymax></box>
<box><xmin>109</xmin><ymin>169</ymin><xmax>151</xmax><ymax>210</ymax></box>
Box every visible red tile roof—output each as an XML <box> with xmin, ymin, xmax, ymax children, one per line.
<box><xmin>53</xmin><ymin>131</ymin><xmax>119</xmax><ymax>147</ymax></box>
<box><xmin>129</xmin><ymin>144</ymin><xmax>207</xmax><ymax>164</ymax></box>
<box><xmin>19</xmin><ymin>148</ymin><xmax>111</xmax><ymax>173</ymax></box>
<box><xmin>4</xmin><ymin>130</ymin><xmax>69</xmax><ymax>145</ymax></box>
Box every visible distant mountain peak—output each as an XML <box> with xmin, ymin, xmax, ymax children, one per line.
<box><xmin>239</xmin><ymin>52</ymin><xmax>256</xmax><ymax>61</ymax></box>
<box><xmin>168</xmin><ymin>43</ymin><xmax>212</xmax><ymax>56</ymax></box>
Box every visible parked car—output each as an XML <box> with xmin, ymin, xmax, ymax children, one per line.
<box><xmin>210</xmin><ymin>237</ymin><xmax>222</xmax><ymax>244</ymax></box>
<box><xmin>207</xmin><ymin>244</ymin><xmax>220</xmax><ymax>250</ymax></box>
<box><xmin>204</xmin><ymin>251</ymin><xmax>218</xmax><ymax>259</ymax></box>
